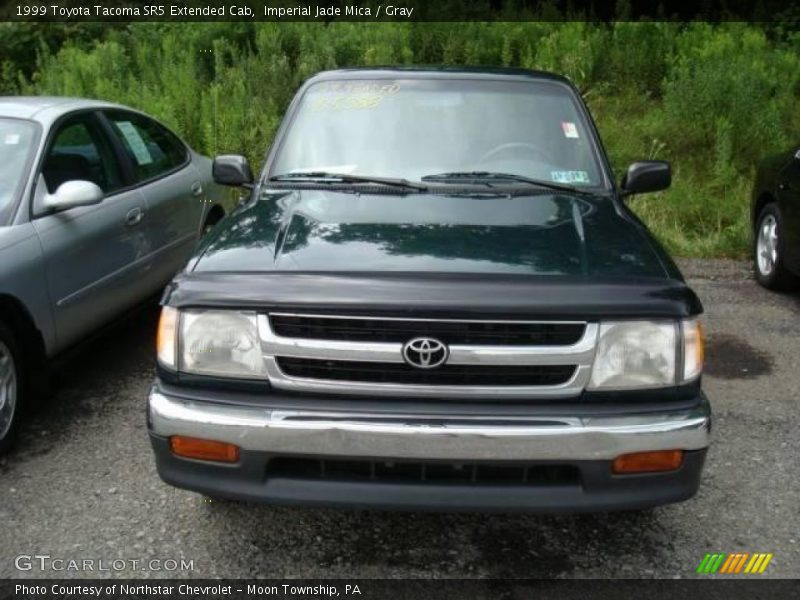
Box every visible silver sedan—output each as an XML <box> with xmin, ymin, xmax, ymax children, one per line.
<box><xmin>0</xmin><ymin>97</ymin><xmax>228</xmax><ymax>452</ymax></box>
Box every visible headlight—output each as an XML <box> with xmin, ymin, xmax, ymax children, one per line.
<box><xmin>589</xmin><ymin>321</ymin><xmax>677</xmax><ymax>390</ymax></box>
<box><xmin>588</xmin><ymin>319</ymin><xmax>704</xmax><ymax>390</ymax></box>
<box><xmin>160</xmin><ymin>309</ymin><xmax>265</xmax><ymax>379</ymax></box>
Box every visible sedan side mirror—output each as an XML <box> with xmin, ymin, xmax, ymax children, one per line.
<box><xmin>42</xmin><ymin>180</ymin><xmax>104</xmax><ymax>212</ymax></box>
<box><xmin>213</xmin><ymin>155</ymin><xmax>254</xmax><ymax>187</ymax></box>
<box><xmin>621</xmin><ymin>161</ymin><xmax>671</xmax><ymax>196</ymax></box>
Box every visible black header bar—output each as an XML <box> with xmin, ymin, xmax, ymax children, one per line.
<box><xmin>2</xmin><ymin>0</ymin><xmax>799</xmax><ymax>23</ymax></box>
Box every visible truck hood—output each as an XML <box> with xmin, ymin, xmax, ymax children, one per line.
<box><xmin>170</xmin><ymin>189</ymin><xmax>700</xmax><ymax>319</ymax></box>
<box><xmin>190</xmin><ymin>188</ymin><xmax>677</xmax><ymax>279</ymax></box>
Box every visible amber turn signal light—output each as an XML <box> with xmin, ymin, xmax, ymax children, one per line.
<box><xmin>170</xmin><ymin>436</ymin><xmax>240</xmax><ymax>463</ymax></box>
<box><xmin>156</xmin><ymin>306</ymin><xmax>178</xmax><ymax>368</ymax></box>
<box><xmin>612</xmin><ymin>450</ymin><xmax>684</xmax><ymax>474</ymax></box>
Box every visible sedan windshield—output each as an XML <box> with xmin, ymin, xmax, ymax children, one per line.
<box><xmin>270</xmin><ymin>78</ymin><xmax>605</xmax><ymax>188</ymax></box>
<box><xmin>0</xmin><ymin>118</ymin><xmax>38</xmax><ymax>225</ymax></box>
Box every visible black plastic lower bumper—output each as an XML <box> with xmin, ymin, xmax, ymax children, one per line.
<box><xmin>149</xmin><ymin>434</ymin><xmax>707</xmax><ymax>513</ymax></box>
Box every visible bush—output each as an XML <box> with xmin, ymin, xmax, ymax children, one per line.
<box><xmin>596</xmin><ymin>21</ymin><xmax>676</xmax><ymax>94</ymax></box>
<box><xmin>526</xmin><ymin>22</ymin><xmax>605</xmax><ymax>91</ymax></box>
<box><xmin>662</xmin><ymin>23</ymin><xmax>800</xmax><ymax>171</ymax></box>
<box><xmin>7</xmin><ymin>21</ymin><xmax>800</xmax><ymax>258</ymax></box>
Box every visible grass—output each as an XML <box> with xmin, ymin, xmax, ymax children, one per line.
<box><xmin>627</xmin><ymin>179</ymin><xmax>752</xmax><ymax>259</ymax></box>
<box><xmin>589</xmin><ymin>90</ymin><xmax>753</xmax><ymax>258</ymax></box>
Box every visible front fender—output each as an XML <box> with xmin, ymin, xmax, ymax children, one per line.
<box><xmin>0</xmin><ymin>224</ymin><xmax>55</xmax><ymax>356</ymax></box>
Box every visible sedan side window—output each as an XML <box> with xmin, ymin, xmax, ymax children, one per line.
<box><xmin>43</xmin><ymin>117</ymin><xmax>122</xmax><ymax>194</ymax></box>
<box><xmin>105</xmin><ymin>112</ymin><xmax>188</xmax><ymax>182</ymax></box>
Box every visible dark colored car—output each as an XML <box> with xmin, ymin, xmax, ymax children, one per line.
<box><xmin>752</xmin><ymin>146</ymin><xmax>800</xmax><ymax>290</ymax></box>
<box><xmin>147</xmin><ymin>68</ymin><xmax>710</xmax><ymax>512</ymax></box>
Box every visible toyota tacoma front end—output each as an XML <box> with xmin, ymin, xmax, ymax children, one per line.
<box><xmin>147</xmin><ymin>68</ymin><xmax>710</xmax><ymax>512</ymax></box>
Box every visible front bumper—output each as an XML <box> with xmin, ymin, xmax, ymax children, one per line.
<box><xmin>147</xmin><ymin>384</ymin><xmax>711</xmax><ymax>512</ymax></box>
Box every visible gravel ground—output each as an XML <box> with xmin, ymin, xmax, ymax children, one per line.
<box><xmin>1</xmin><ymin>259</ymin><xmax>798</xmax><ymax>580</ymax></box>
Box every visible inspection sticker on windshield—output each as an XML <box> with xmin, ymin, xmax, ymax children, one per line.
<box><xmin>4</xmin><ymin>134</ymin><xmax>20</xmax><ymax>145</ymax></box>
<box><xmin>561</xmin><ymin>122</ymin><xmax>579</xmax><ymax>138</ymax></box>
<box><xmin>115</xmin><ymin>121</ymin><xmax>154</xmax><ymax>166</ymax></box>
<box><xmin>552</xmin><ymin>170</ymin><xmax>590</xmax><ymax>184</ymax></box>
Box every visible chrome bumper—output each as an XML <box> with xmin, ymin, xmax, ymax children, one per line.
<box><xmin>147</xmin><ymin>389</ymin><xmax>711</xmax><ymax>461</ymax></box>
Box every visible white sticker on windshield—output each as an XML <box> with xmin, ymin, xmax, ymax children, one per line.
<box><xmin>561</xmin><ymin>122</ymin><xmax>579</xmax><ymax>138</ymax></box>
<box><xmin>551</xmin><ymin>171</ymin><xmax>590</xmax><ymax>184</ymax></box>
<box><xmin>115</xmin><ymin>121</ymin><xmax>154</xmax><ymax>166</ymax></box>
<box><xmin>4</xmin><ymin>134</ymin><xmax>20</xmax><ymax>145</ymax></box>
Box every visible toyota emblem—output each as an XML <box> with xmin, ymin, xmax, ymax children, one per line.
<box><xmin>402</xmin><ymin>337</ymin><xmax>449</xmax><ymax>369</ymax></box>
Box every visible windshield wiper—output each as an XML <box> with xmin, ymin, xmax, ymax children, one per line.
<box><xmin>420</xmin><ymin>171</ymin><xmax>592</xmax><ymax>195</ymax></box>
<box><xmin>270</xmin><ymin>171</ymin><xmax>428</xmax><ymax>191</ymax></box>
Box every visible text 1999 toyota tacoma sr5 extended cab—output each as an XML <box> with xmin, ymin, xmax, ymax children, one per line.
<box><xmin>147</xmin><ymin>68</ymin><xmax>710</xmax><ymax>512</ymax></box>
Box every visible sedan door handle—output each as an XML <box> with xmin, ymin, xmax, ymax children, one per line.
<box><xmin>191</xmin><ymin>182</ymin><xmax>204</xmax><ymax>197</ymax></box>
<box><xmin>125</xmin><ymin>207</ymin><xmax>144</xmax><ymax>227</ymax></box>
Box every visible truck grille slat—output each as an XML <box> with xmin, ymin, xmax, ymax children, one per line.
<box><xmin>276</xmin><ymin>357</ymin><xmax>576</xmax><ymax>387</ymax></box>
<box><xmin>270</xmin><ymin>314</ymin><xmax>585</xmax><ymax>346</ymax></box>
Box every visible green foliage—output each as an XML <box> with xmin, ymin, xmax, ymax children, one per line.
<box><xmin>662</xmin><ymin>23</ymin><xmax>800</xmax><ymax>169</ymax></box>
<box><xmin>597</xmin><ymin>21</ymin><xmax>676</xmax><ymax>94</ymax></box>
<box><xmin>0</xmin><ymin>59</ymin><xmax>22</xmax><ymax>95</ymax></box>
<box><xmin>521</xmin><ymin>22</ymin><xmax>605</xmax><ymax>91</ymax></box>
<box><xmin>5</xmin><ymin>21</ymin><xmax>800</xmax><ymax>258</ymax></box>
<box><xmin>0</xmin><ymin>22</ymin><xmax>113</xmax><ymax>87</ymax></box>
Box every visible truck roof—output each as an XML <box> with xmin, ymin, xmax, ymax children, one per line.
<box><xmin>305</xmin><ymin>66</ymin><xmax>574</xmax><ymax>85</ymax></box>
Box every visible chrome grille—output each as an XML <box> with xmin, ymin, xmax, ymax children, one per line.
<box><xmin>258</xmin><ymin>313</ymin><xmax>598</xmax><ymax>399</ymax></box>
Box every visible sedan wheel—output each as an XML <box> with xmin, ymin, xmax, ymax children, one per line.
<box><xmin>0</xmin><ymin>339</ymin><xmax>18</xmax><ymax>443</ymax></box>
<box><xmin>754</xmin><ymin>203</ymin><xmax>800</xmax><ymax>291</ymax></box>
<box><xmin>756</xmin><ymin>214</ymin><xmax>778</xmax><ymax>277</ymax></box>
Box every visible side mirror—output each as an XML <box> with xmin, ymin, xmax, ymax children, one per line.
<box><xmin>42</xmin><ymin>180</ymin><xmax>104</xmax><ymax>212</ymax></box>
<box><xmin>213</xmin><ymin>155</ymin><xmax>253</xmax><ymax>187</ymax></box>
<box><xmin>621</xmin><ymin>161</ymin><xmax>671</xmax><ymax>196</ymax></box>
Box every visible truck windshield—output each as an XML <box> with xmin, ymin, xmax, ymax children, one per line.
<box><xmin>270</xmin><ymin>78</ymin><xmax>606</xmax><ymax>188</ymax></box>
<box><xmin>0</xmin><ymin>118</ymin><xmax>38</xmax><ymax>225</ymax></box>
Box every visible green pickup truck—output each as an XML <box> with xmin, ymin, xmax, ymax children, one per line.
<box><xmin>147</xmin><ymin>68</ymin><xmax>710</xmax><ymax>512</ymax></box>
